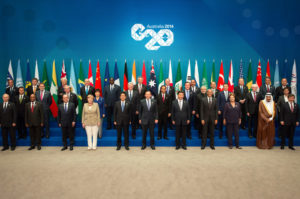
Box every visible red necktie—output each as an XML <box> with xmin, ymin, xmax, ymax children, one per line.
<box><xmin>162</xmin><ymin>94</ymin><xmax>165</xmax><ymax>102</ymax></box>
<box><xmin>254</xmin><ymin>92</ymin><xmax>256</xmax><ymax>102</ymax></box>
<box><xmin>291</xmin><ymin>102</ymin><xmax>294</xmax><ymax>112</ymax></box>
<box><xmin>31</xmin><ymin>103</ymin><xmax>34</xmax><ymax>112</ymax></box>
<box><xmin>267</xmin><ymin>86</ymin><xmax>270</xmax><ymax>92</ymax></box>
<box><xmin>40</xmin><ymin>91</ymin><xmax>43</xmax><ymax>101</ymax></box>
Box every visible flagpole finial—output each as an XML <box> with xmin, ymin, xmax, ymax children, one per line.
<box><xmin>240</xmin><ymin>58</ymin><xmax>242</xmax><ymax>62</ymax></box>
<box><xmin>204</xmin><ymin>59</ymin><xmax>206</xmax><ymax>62</ymax></box>
<box><xmin>213</xmin><ymin>59</ymin><xmax>215</xmax><ymax>62</ymax></box>
<box><xmin>125</xmin><ymin>59</ymin><xmax>126</xmax><ymax>62</ymax></box>
<box><xmin>80</xmin><ymin>59</ymin><xmax>82</xmax><ymax>62</ymax></box>
<box><xmin>178</xmin><ymin>59</ymin><xmax>180</xmax><ymax>62</ymax></box>
<box><xmin>115</xmin><ymin>59</ymin><xmax>117</xmax><ymax>62</ymax></box>
<box><xmin>98</xmin><ymin>59</ymin><xmax>99</xmax><ymax>62</ymax></box>
<box><xmin>27</xmin><ymin>59</ymin><xmax>29</xmax><ymax>62</ymax></box>
<box><xmin>249</xmin><ymin>58</ymin><xmax>251</xmax><ymax>62</ymax></box>
<box><xmin>221</xmin><ymin>59</ymin><xmax>223</xmax><ymax>62</ymax></box>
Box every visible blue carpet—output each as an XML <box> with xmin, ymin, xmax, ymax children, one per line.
<box><xmin>1</xmin><ymin>121</ymin><xmax>300</xmax><ymax>147</ymax></box>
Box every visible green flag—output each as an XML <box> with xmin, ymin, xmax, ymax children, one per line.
<box><xmin>42</xmin><ymin>60</ymin><xmax>50</xmax><ymax>91</ymax></box>
<box><xmin>201</xmin><ymin>60</ymin><xmax>208</xmax><ymax>88</ymax></box>
<box><xmin>211</xmin><ymin>60</ymin><xmax>216</xmax><ymax>83</ymax></box>
<box><xmin>175</xmin><ymin>60</ymin><xmax>182</xmax><ymax>94</ymax></box>
<box><xmin>78</xmin><ymin>60</ymin><xmax>85</xmax><ymax>117</ymax></box>
<box><xmin>158</xmin><ymin>60</ymin><xmax>164</xmax><ymax>93</ymax></box>
<box><xmin>247</xmin><ymin>60</ymin><xmax>253</xmax><ymax>91</ymax></box>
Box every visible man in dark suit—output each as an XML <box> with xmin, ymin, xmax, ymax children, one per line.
<box><xmin>15</xmin><ymin>87</ymin><xmax>29</xmax><ymax>139</ymax></box>
<box><xmin>125</xmin><ymin>82</ymin><xmax>139</xmax><ymax>139</ymax></box>
<box><xmin>259</xmin><ymin>77</ymin><xmax>275</xmax><ymax>99</ymax></box>
<box><xmin>157</xmin><ymin>85</ymin><xmax>171</xmax><ymax>140</ymax></box>
<box><xmin>172</xmin><ymin>91</ymin><xmax>190</xmax><ymax>150</ymax></box>
<box><xmin>280</xmin><ymin>94</ymin><xmax>300</xmax><ymax>150</ymax></box>
<box><xmin>183</xmin><ymin>82</ymin><xmax>196</xmax><ymax>139</ymax></box>
<box><xmin>60</xmin><ymin>85</ymin><xmax>78</xmax><ymax>108</ymax></box>
<box><xmin>190</xmin><ymin>79</ymin><xmax>200</xmax><ymax>95</ymax></box>
<box><xmin>246</xmin><ymin>84</ymin><xmax>261</xmax><ymax>138</ymax></box>
<box><xmin>58</xmin><ymin>94</ymin><xmax>76</xmax><ymax>151</ymax></box>
<box><xmin>114</xmin><ymin>92</ymin><xmax>131</xmax><ymax>150</ymax></box>
<box><xmin>58</xmin><ymin>78</ymin><xmax>68</xmax><ymax>105</ymax></box>
<box><xmin>0</xmin><ymin>94</ymin><xmax>17</xmax><ymax>151</ymax></box>
<box><xmin>210</xmin><ymin>81</ymin><xmax>219</xmax><ymax>99</ymax></box>
<box><xmin>195</xmin><ymin>86</ymin><xmax>207</xmax><ymax>138</ymax></box>
<box><xmin>275</xmin><ymin>78</ymin><xmax>291</xmax><ymax>102</ymax></box>
<box><xmin>217</xmin><ymin>83</ymin><xmax>231</xmax><ymax>138</ymax></box>
<box><xmin>277</xmin><ymin>87</ymin><xmax>290</xmax><ymax>138</ymax></box>
<box><xmin>165</xmin><ymin>78</ymin><xmax>175</xmax><ymax>129</ymax></box>
<box><xmin>5</xmin><ymin>79</ymin><xmax>18</xmax><ymax>103</ymax></box>
<box><xmin>139</xmin><ymin>90</ymin><xmax>158</xmax><ymax>150</ymax></box>
<box><xmin>35</xmin><ymin>83</ymin><xmax>52</xmax><ymax>138</ymax></box>
<box><xmin>200</xmin><ymin>89</ymin><xmax>218</xmax><ymax>150</ymax></box>
<box><xmin>25</xmin><ymin>94</ymin><xmax>44</xmax><ymax>150</ymax></box>
<box><xmin>26</xmin><ymin>78</ymin><xmax>39</xmax><ymax>97</ymax></box>
<box><xmin>234</xmin><ymin>78</ymin><xmax>248</xmax><ymax>129</ymax></box>
<box><xmin>133</xmin><ymin>76</ymin><xmax>147</xmax><ymax>101</ymax></box>
<box><xmin>104</xmin><ymin>77</ymin><xmax>121</xmax><ymax>129</ymax></box>
<box><xmin>80</xmin><ymin>79</ymin><xmax>95</xmax><ymax>104</ymax></box>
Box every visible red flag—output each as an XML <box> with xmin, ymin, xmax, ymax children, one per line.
<box><xmin>217</xmin><ymin>60</ymin><xmax>225</xmax><ymax>91</ymax></box>
<box><xmin>95</xmin><ymin>60</ymin><xmax>102</xmax><ymax>96</ymax></box>
<box><xmin>88</xmin><ymin>60</ymin><xmax>94</xmax><ymax>86</ymax></box>
<box><xmin>123</xmin><ymin>60</ymin><xmax>128</xmax><ymax>91</ymax></box>
<box><xmin>60</xmin><ymin>60</ymin><xmax>67</xmax><ymax>80</ymax></box>
<box><xmin>266</xmin><ymin>59</ymin><xmax>271</xmax><ymax>78</ymax></box>
<box><xmin>256</xmin><ymin>60</ymin><xmax>262</xmax><ymax>88</ymax></box>
<box><xmin>142</xmin><ymin>61</ymin><xmax>147</xmax><ymax>85</ymax></box>
<box><xmin>228</xmin><ymin>60</ymin><xmax>234</xmax><ymax>92</ymax></box>
<box><xmin>50</xmin><ymin>95</ymin><xmax>58</xmax><ymax>118</ymax></box>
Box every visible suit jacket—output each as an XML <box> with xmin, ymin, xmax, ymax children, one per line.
<box><xmin>103</xmin><ymin>84</ymin><xmax>121</xmax><ymax>107</ymax></box>
<box><xmin>139</xmin><ymin>99</ymin><xmax>158</xmax><ymax>125</ymax></box>
<box><xmin>133</xmin><ymin>84</ymin><xmax>147</xmax><ymax>100</ymax></box>
<box><xmin>58</xmin><ymin>92</ymin><xmax>78</xmax><ymax>108</ymax></box>
<box><xmin>57</xmin><ymin>102</ymin><xmax>76</xmax><ymax>127</ymax></box>
<box><xmin>275</xmin><ymin>86</ymin><xmax>291</xmax><ymax>102</ymax></box>
<box><xmin>58</xmin><ymin>85</ymin><xmax>65</xmax><ymax>105</ymax></box>
<box><xmin>165</xmin><ymin>85</ymin><xmax>176</xmax><ymax>101</ymax></box>
<box><xmin>0</xmin><ymin>102</ymin><xmax>17</xmax><ymax>127</ymax></box>
<box><xmin>191</xmin><ymin>86</ymin><xmax>200</xmax><ymax>95</ymax></box>
<box><xmin>196</xmin><ymin>93</ymin><xmax>207</xmax><ymax>115</ymax></box>
<box><xmin>200</xmin><ymin>97</ymin><xmax>218</xmax><ymax>122</ymax></box>
<box><xmin>25</xmin><ymin>101</ymin><xmax>44</xmax><ymax>127</ymax></box>
<box><xmin>80</xmin><ymin>86</ymin><xmax>95</xmax><ymax>104</ymax></box>
<box><xmin>171</xmin><ymin>99</ymin><xmax>190</xmax><ymax>125</ymax></box>
<box><xmin>82</xmin><ymin>103</ymin><xmax>100</xmax><ymax>126</ymax></box>
<box><xmin>234</xmin><ymin>85</ymin><xmax>249</xmax><ymax>102</ymax></box>
<box><xmin>35</xmin><ymin>90</ymin><xmax>52</xmax><ymax>111</ymax></box>
<box><xmin>183</xmin><ymin>89</ymin><xmax>196</xmax><ymax>112</ymax></box>
<box><xmin>277</xmin><ymin>95</ymin><xmax>289</xmax><ymax>113</ymax></box>
<box><xmin>5</xmin><ymin>86</ymin><xmax>19</xmax><ymax>102</ymax></box>
<box><xmin>259</xmin><ymin>84</ymin><xmax>275</xmax><ymax>98</ymax></box>
<box><xmin>217</xmin><ymin>91</ymin><xmax>231</xmax><ymax>112</ymax></box>
<box><xmin>125</xmin><ymin>90</ymin><xmax>139</xmax><ymax>116</ymax></box>
<box><xmin>26</xmin><ymin>85</ymin><xmax>39</xmax><ymax>97</ymax></box>
<box><xmin>94</xmin><ymin>97</ymin><xmax>105</xmax><ymax>118</ymax></box>
<box><xmin>280</xmin><ymin>102</ymin><xmax>300</xmax><ymax>125</ymax></box>
<box><xmin>223</xmin><ymin>102</ymin><xmax>241</xmax><ymax>124</ymax></box>
<box><xmin>14</xmin><ymin>94</ymin><xmax>30</xmax><ymax>117</ymax></box>
<box><xmin>156</xmin><ymin>93</ymin><xmax>171</xmax><ymax>118</ymax></box>
<box><xmin>211</xmin><ymin>89</ymin><xmax>219</xmax><ymax>98</ymax></box>
<box><xmin>245</xmin><ymin>92</ymin><xmax>261</xmax><ymax>115</ymax></box>
<box><xmin>113</xmin><ymin>100</ymin><xmax>131</xmax><ymax>125</ymax></box>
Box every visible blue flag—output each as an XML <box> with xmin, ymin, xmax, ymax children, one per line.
<box><xmin>114</xmin><ymin>61</ymin><xmax>120</xmax><ymax>86</ymax></box>
<box><xmin>239</xmin><ymin>59</ymin><xmax>244</xmax><ymax>79</ymax></box>
<box><xmin>16</xmin><ymin>59</ymin><xmax>24</xmax><ymax>87</ymax></box>
<box><xmin>274</xmin><ymin>60</ymin><xmax>280</xmax><ymax>88</ymax></box>
<box><xmin>104</xmin><ymin>60</ymin><xmax>110</xmax><ymax>87</ymax></box>
<box><xmin>25</xmin><ymin>60</ymin><xmax>32</xmax><ymax>95</ymax></box>
<box><xmin>148</xmin><ymin>61</ymin><xmax>157</xmax><ymax>97</ymax></box>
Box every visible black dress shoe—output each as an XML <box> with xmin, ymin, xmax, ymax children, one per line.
<box><xmin>201</xmin><ymin>146</ymin><xmax>205</xmax><ymax>150</ymax></box>
<box><xmin>289</xmin><ymin>146</ymin><xmax>296</xmax><ymax>150</ymax></box>
<box><xmin>241</xmin><ymin>126</ymin><xmax>246</xmax><ymax>130</ymax></box>
<box><xmin>107</xmin><ymin>127</ymin><xmax>112</xmax><ymax>130</ymax></box>
<box><xmin>70</xmin><ymin>146</ymin><xmax>73</xmax><ymax>151</ymax></box>
<box><xmin>157</xmin><ymin>137</ymin><xmax>161</xmax><ymax>140</ymax></box>
<box><xmin>280</xmin><ymin>146</ymin><xmax>284</xmax><ymax>150</ymax></box>
<box><xmin>151</xmin><ymin>145</ymin><xmax>155</xmax><ymax>150</ymax></box>
<box><xmin>236</xmin><ymin>146</ymin><xmax>242</xmax><ymax>149</ymax></box>
<box><xmin>125</xmin><ymin>146</ymin><xmax>130</xmax><ymax>150</ymax></box>
<box><xmin>11</xmin><ymin>147</ymin><xmax>16</xmax><ymax>151</ymax></box>
<box><xmin>28</xmin><ymin>146</ymin><xmax>35</xmax><ymax>150</ymax></box>
<box><xmin>61</xmin><ymin>146</ymin><xmax>67</xmax><ymax>151</ymax></box>
<box><xmin>164</xmin><ymin>137</ymin><xmax>169</xmax><ymax>140</ymax></box>
<box><xmin>229</xmin><ymin>146</ymin><xmax>233</xmax><ymax>149</ymax></box>
<box><xmin>1</xmin><ymin>147</ymin><xmax>8</xmax><ymax>151</ymax></box>
<box><xmin>175</xmin><ymin>146</ymin><xmax>180</xmax><ymax>150</ymax></box>
<box><xmin>17</xmin><ymin>137</ymin><xmax>22</xmax><ymax>140</ymax></box>
<box><xmin>132</xmin><ymin>135</ymin><xmax>136</xmax><ymax>139</ymax></box>
<box><xmin>46</xmin><ymin>135</ymin><xmax>50</xmax><ymax>139</ymax></box>
<box><xmin>187</xmin><ymin>136</ymin><xmax>192</xmax><ymax>140</ymax></box>
<box><xmin>141</xmin><ymin>145</ymin><xmax>146</xmax><ymax>150</ymax></box>
<box><xmin>37</xmin><ymin>146</ymin><xmax>41</xmax><ymax>150</ymax></box>
<box><xmin>116</xmin><ymin>146</ymin><xmax>121</xmax><ymax>150</ymax></box>
<box><xmin>210</xmin><ymin>146</ymin><xmax>215</xmax><ymax>150</ymax></box>
<box><xmin>182</xmin><ymin>146</ymin><xmax>187</xmax><ymax>150</ymax></box>
<box><xmin>219</xmin><ymin>135</ymin><xmax>223</xmax><ymax>139</ymax></box>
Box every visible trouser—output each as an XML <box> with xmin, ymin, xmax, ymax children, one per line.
<box><xmin>42</xmin><ymin>110</ymin><xmax>50</xmax><ymax>137</ymax></box>
<box><xmin>194</xmin><ymin>115</ymin><xmax>199</xmax><ymax>130</ymax></box>
<box><xmin>17</xmin><ymin>115</ymin><xmax>27</xmax><ymax>138</ymax></box>
<box><xmin>98</xmin><ymin>118</ymin><xmax>103</xmax><ymax>138</ymax></box>
<box><xmin>248</xmin><ymin>113</ymin><xmax>258</xmax><ymax>137</ymax></box>
<box><xmin>187</xmin><ymin>114</ymin><xmax>192</xmax><ymax>137</ymax></box>
<box><xmin>131</xmin><ymin>114</ymin><xmax>138</xmax><ymax>137</ymax></box>
<box><xmin>1</xmin><ymin>127</ymin><xmax>16</xmax><ymax>148</ymax></box>
<box><xmin>29</xmin><ymin>126</ymin><xmax>41</xmax><ymax>147</ymax></box>
<box><xmin>106</xmin><ymin>106</ymin><xmax>114</xmax><ymax>129</ymax></box>
<box><xmin>85</xmin><ymin>125</ymin><xmax>98</xmax><ymax>149</ymax></box>
<box><xmin>202</xmin><ymin>120</ymin><xmax>215</xmax><ymax>147</ymax></box>
<box><xmin>240</xmin><ymin>104</ymin><xmax>246</xmax><ymax>128</ymax></box>
<box><xmin>62</xmin><ymin>126</ymin><xmax>75</xmax><ymax>147</ymax></box>
<box><xmin>158</xmin><ymin>114</ymin><xmax>168</xmax><ymax>138</ymax></box>
<box><xmin>218</xmin><ymin>113</ymin><xmax>225</xmax><ymax>137</ymax></box>
<box><xmin>168</xmin><ymin>117</ymin><xmax>174</xmax><ymax>129</ymax></box>
<box><xmin>175</xmin><ymin>124</ymin><xmax>186</xmax><ymax>147</ymax></box>
<box><xmin>117</xmin><ymin>123</ymin><xmax>129</xmax><ymax>147</ymax></box>
<box><xmin>282</xmin><ymin>124</ymin><xmax>295</xmax><ymax>147</ymax></box>
<box><xmin>227</xmin><ymin>123</ymin><xmax>239</xmax><ymax>147</ymax></box>
<box><xmin>142</xmin><ymin>123</ymin><xmax>155</xmax><ymax>146</ymax></box>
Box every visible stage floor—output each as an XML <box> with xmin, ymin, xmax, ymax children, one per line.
<box><xmin>0</xmin><ymin>147</ymin><xmax>299</xmax><ymax>199</ymax></box>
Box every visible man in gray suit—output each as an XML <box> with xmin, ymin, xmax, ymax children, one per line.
<box><xmin>139</xmin><ymin>90</ymin><xmax>158</xmax><ymax>150</ymax></box>
<box><xmin>35</xmin><ymin>83</ymin><xmax>52</xmax><ymax>138</ymax></box>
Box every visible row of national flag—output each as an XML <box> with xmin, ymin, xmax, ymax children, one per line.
<box><xmin>5</xmin><ymin>59</ymin><xmax>299</xmax><ymax>116</ymax></box>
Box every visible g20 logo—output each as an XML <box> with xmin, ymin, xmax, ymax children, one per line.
<box><xmin>131</xmin><ymin>24</ymin><xmax>174</xmax><ymax>51</ymax></box>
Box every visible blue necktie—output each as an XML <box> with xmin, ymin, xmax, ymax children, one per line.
<box><xmin>121</xmin><ymin>102</ymin><xmax>124</xmax><ymax>112</ymax></box>
<box><xmin>85</xmin><ymin>87</ymin><xmax>88</xmax><ymax>95</ymax></box>
<box><xmin>147</xmin><ymin>100</ymin><xmax>150</xmax><ymax>110</ymax></box>
<box><xmin>167</xmin><ymin>87</ymin><xmax>169</xmax><ymax>94</ymax></box>
<box><xmin>64</xmin><ymin>104</ymin><xmax>67</xmax><ymax>112</ymax></box>
<box><xmin>186</xmin><ymin>90</ymin><xmax>189</xmax><ymax>100</ymax></box>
